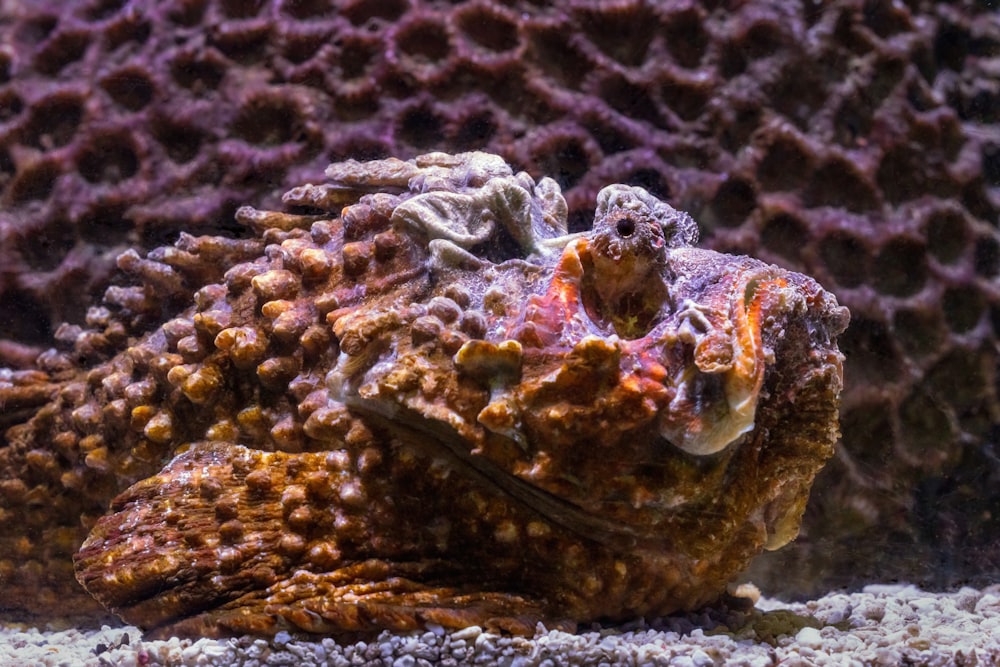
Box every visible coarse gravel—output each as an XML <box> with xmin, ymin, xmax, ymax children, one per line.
<box><xmin>2</xmin><ymin>584</ymin><xmax>998</xmax><ymax>666</ymax></box>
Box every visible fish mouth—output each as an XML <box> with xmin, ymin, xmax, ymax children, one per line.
<box><xmin>340</xmin><ymin>394</ymin><xmax>659</xmax><ymax>552</ymax></box>
<box><xmin>655</xmin><ymin>269</ymin><xmax>788</xmax><ymax>457</ymax></box>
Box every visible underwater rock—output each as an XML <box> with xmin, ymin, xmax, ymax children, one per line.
<box><xmin>21</xmin><ymin>151</ymin><xmax>849</xmax><ymax>637</ymax></box>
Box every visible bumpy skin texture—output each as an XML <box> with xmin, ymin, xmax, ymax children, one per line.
<box><xmin>0</xmin><ymin>0</ymin><xmax>997</xmax><ymax>606</ymax></box>
<box><xmin>5</xmin><ymin>152</ymin><xmax>847</xmax><ymax>636</ymax></box>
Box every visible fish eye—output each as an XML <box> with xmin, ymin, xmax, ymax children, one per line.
<box><xmin>616</xmin><ymin>215</ymin><xmax>636</xmax><ymax>238</ymax></box>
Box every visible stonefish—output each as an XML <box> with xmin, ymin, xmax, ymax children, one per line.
<box><xmin>0</xmin><ymin>152</ymin><xmax>847</xmax><ymax>638</ymax></box>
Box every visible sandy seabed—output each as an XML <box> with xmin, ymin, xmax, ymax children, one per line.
<box><xmin>2</xmin><ymin>584</ymin><xmax>998</xmax><ymax>666</ymax></box>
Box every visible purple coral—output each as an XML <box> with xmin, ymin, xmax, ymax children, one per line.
<box><xmin>0</xmin><ymin>0</ymin><xmax>998</xmax><ymax>604</ymax></box>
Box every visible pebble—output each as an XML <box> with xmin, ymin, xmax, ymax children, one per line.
<box><xmin>4</xmin><ymin>586</ymin><xmax>1000</xmax><ymax>666</ymax></box>
<box><xmin>795</xmin><ymin>626</ymin><xmax>823</xmax><ymax>648</ymax></box>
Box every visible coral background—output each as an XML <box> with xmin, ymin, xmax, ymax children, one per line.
<box><xmin>0</xmin><ymin>0</ymin><xmax>998</xmax><ymax>597</ymax></box>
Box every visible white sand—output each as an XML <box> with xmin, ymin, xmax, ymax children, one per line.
<box><xmin>2</xmin><ymin>584</ymin><xmax>998</xmax><ymax>666</ymax></box>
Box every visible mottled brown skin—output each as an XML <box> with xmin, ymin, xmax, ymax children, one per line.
<box><xmin>3</xmin><ymin>153</ymin><xmax>846</xmax><ymax>636</ymax></box>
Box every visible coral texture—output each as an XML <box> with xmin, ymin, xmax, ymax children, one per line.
<box><xmin>0</xmin><ymin>0</ymin><xmax>998</xmax><ymax>605</ymax></box>
<box><xmin>1</xmin><ymin>152</ymin><xmax>848</xmax><ymax>636</ymax></box>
